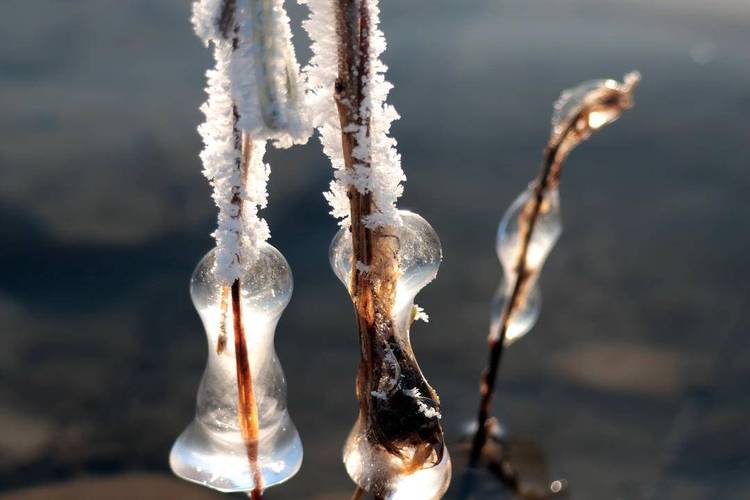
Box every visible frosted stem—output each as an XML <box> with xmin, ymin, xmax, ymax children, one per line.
<box><xmin>221</xmin><ymin>1</ymin><xmax>263</xmax><ymax>495</ymax></box>
<box><xmin>217</xmin><ymin>284</ymin><xmax>230</xmax><ymax>354</ymax></box>
<box><xmin>470</xmin><ymin>73</ymin><xmax>641</xmax><ymax>463</ymax></box>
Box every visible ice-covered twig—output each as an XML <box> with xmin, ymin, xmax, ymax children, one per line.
<box><xmin>302</xmin><ymin>0</ymin><xmax>449</xmax><ymax>497</ymax></box>
<box><xmin>194</xmin><ymin>0</ymin><xmax>310</xmax><ymax>284</ymax></box>
<box><xmin>301</xmin><ymin>0</ymin><xmax>405</xmax><ymax>229</ymax></box>
<box><xmin>189</xmin><ymin>1</ymin><xmax>310</xmax><ymax>497</ymax></box>
<box><xmin>470</xmin><ymin>72</ymin><xmax>640</xmax><ymax>463</ymax></box>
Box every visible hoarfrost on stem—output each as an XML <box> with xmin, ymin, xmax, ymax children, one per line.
<box><xmin>193</xmin><ymin>0</ymin><xmax>311</xmax><ymax>283</ymax></box>
<box><xmin>412</xmin><ymin>304</ymin><xmax>429</xmax><ymax>323</ymax></box>
<box><xmin>300</xmin><ymin>0</ymin><xmax>405</xmax><ymax>229</ymax></box>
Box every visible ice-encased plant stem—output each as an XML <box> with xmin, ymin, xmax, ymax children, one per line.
<box><xmin>170</xmin><ymin>1</ymin><xmax>309</xmax><ymax>498</ymax></box>
<box><xmin>470</xmin><ymin>72</ymin><xmax>641</xmax><ymax>463</ymax></box>
<box><xmin>301</xmin><ymin>0</ymin><xmax>450</xmax><ymax>497</ymax></box>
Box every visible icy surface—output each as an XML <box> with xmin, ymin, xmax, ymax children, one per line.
<box><xmin>170</xmin><ymin>244</ymin><xmax>302</xmax><ymax>492</ymax></box>
<box><xmin>330</xmin><ymin>211</ymin><xmax>451</xmax><ymax>499</ymax></box>
<box><xmin>192</xmin><ymin>0</ymin><xmax>310</xmax><ymax>283</ymax></box>
<box><xmin>492</xmin><ymin>187</ymin><xmax>562</xmax><ymax>346</ymax></box>
<box><xmin>301</xmin><ymin>0</ymin><xmax>405</xmax><ymax>228</ymax></box>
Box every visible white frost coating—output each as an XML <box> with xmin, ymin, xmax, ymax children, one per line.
<box><xmin>403</xmin><ymin>387</ymin><xmax>441</xmax><ymax>420</ymax></box>
<box><xmin>192</xmin><ymin>0</ymin><xmax>311</xmax><ymax>283</ymax></box>
<box><xmin>193</xmin><ymin>0</ymin><xmax>309</xmax><ymax>145</ymax></box>
<box><xmin>416</xmin><ymin>400</ymin><xmax>441</xmax><ymax>420</ymax></box>
<box><xmin>301</xmin><ymin>0</ymin><xmax>405</xmax><ymax>228</ymax></box>
<box><xmin>192</xmin><ymin>0</ymin><xmax>225</xmax><ymax>43</ymax></box>
<box><xmin>370</xmin><ymin>390</ymin><xmax>387</xmax><ymax>400</ymax></box>
<box><xmin>355</xmin><ymin>261</ymin><xmax>372</xmax><ymax>273</ymax></box>
<box><xmin>412</xmin><ymin>304</ymin><xmax>429</xmax><ymax>323</ymax></box>
<box><xmin>233</xmin><ymin>0</ymin><xmax>311</xmax><ymax>147</ymax></box>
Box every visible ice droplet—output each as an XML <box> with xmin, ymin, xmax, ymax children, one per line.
<box><xmin>492</xmin><ymin>187</ymin><xmax>562</xmax><ymax>346</ymax></box>
<box><xmin>170</xmin><ymin>244</ymin><xmax>302</xmax><ymax>493</ymax></box>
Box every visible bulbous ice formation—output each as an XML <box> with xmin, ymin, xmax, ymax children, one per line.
<box><xmin>170</xmin><ymin>244</ymin><xmax>302</xmax><ymax>493</ymax></box>
<box><xmin>489</xmin><ymin>73</ymin><xmax>639</xmax><ymax>347</ymax></box>
<box><xmin>492</xmin><ymin>186</ymin><xmax>562</xmax><ymax>346</ymax></box>
<box><xmin>330</xmin><ymin>211</ymin><xmax>451</xmax><ymax>500</ymax></box>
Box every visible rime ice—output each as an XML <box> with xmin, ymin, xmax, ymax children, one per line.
<box><xmin>301</xmin><ymin>0</ymin><xmax>405</xmax><ymax>228</ymax></box>
<box><xmin>192</xmin><ymin>0</ymin><xmax>310</xmax><ymax>283</ymax></box>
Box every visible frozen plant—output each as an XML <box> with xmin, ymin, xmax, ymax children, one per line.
<box><xmin>301</xmin><ymin>0</ymin><xmax>451</xmax><ymax>498</ymax></box>
<box><xmin>470</xmin><ymin>72</ymin><xmax>641</xmax><ymax>463</ymax></box>
<box><xmin>170</xmin><ymin>1</ymin><xmax>310</xmax><ymax>498</ymax></box>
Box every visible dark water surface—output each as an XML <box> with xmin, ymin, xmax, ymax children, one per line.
<box><xmin>1</xmin><ymin>0</ymin><xmax>748</xmax><ymax>498</ymax></box>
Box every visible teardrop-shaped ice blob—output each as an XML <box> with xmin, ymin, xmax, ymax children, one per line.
<box><xmin>551</xmin><ymin>79</ymin><xmax>609</xmax><ymax>135</ymax></box>
<box><xmin>170</xmin><ymin>244</ymin><xmax>302</xmax><ymax>493</ymax></box>
<box><xmin>330</xmin><ymin>210</ymin><xmax>451</xmax><ymax>500</ymax></box>
<box><xmin>493</xmin><ymin>186</ymin><xmax>562</xmax><ymax>345</ymax></box>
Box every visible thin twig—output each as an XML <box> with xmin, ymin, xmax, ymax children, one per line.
<box><xmin>470</xmin><ymin>125</ymin><xmax>562</xmax><ymax>465</ymax></box>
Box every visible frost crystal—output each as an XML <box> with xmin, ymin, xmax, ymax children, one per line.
<box><xmin>412</xmin><ymin>304</ymin><xmax>429</xmax><ymax>323</ymax></box>
<box><xmin>300</xmin><ymin>0</ymin><xmax>405</xmax><ymax>228</ymax></box>
<box><xmin>192</xmin><ymin>0</ymin><xmax>311</xmax><ymax>283</ymax></box>
<box><xmin>371</xmin><ymin>390</ymin><xmax>387</xmax><ymax>400</ymax></box>
<box><xmin>416</xmin><ymin>400</ymin><xmax>442</xmax><ymax>420</ymax></box>
<box><xmin>404</xmin><ymin>387</ymin><xmax>441</xmax><ymax>420</ymax></box>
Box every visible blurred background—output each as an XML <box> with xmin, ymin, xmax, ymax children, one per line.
<box><xmin>1</xmin><ymin>0</ymin><xmax>748</xmax><ymax>498</ymax></box>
